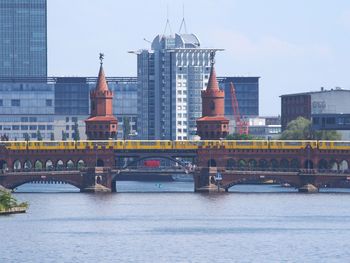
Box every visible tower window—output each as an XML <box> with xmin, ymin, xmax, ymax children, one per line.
<box><xmin>210</xmin><ymin>101</ymin><xmax>215</xmax><ymax>111</ymax></box>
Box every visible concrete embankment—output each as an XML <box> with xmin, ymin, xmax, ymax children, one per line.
<box><xmin>0</xmin><ymin>206</ymin><xmax>27</xmax><ymax>215</ymax></box>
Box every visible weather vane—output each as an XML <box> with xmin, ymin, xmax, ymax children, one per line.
<box><xmin>99</xmin><ymin>53</ymin><xmax>104</xmax><ymax>65</ymax></box>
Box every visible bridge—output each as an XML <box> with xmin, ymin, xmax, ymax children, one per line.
<box><xmin>1</xmin><ymin>143</ymin><xmax>350</xmax><ymax>192</ymax></box>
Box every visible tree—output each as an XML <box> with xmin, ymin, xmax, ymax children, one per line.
<box><xmin>226</xmin><ymin>133</ymin><xmax>256</xmax><ymax>140</ymax></box>
<box><xmin>72</xmin><ymin>121</ymin><xmax>80</xmax><ymax>141</ymax></box>
<box><xmin>280</xmin><ymin>117</ymin><xmax>341</xmax><ymax>140</ymax></box>
<box><xmin>61</xmin><ymin>130</ymin><xmax>67</xmax><ymax>141</ymax></box>
<box><xmin>36</xmin><ymin>130</ymin><xmax>43</xmax><ymax>141</ymax></box>
<box><xmin>24</xmin><ymin>133</ymin><xmax>30</xmax><ymax>142</ymax></box>
<box><xmin>123</xmin><ymin>117</ymin><xmax>131</xmax><ymax>140</ymax></box>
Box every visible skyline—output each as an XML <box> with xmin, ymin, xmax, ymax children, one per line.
<box><xmin>48</xmin><ymin>0</ymin><xmax>350</xmax><ymax>116</ymax></box>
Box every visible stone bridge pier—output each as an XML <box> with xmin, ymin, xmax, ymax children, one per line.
<box><xmin>81</xmin><ymin>167</ymin><xmax>116</xmax><ymax>193</ymax></box>
<box><xmin>194</xmin><ymin>167</ymin><xmax>225</xmax><ymax>193</ymax></box>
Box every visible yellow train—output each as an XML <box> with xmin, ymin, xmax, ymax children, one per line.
<box><xmin>0</xmin><ymin>140</ymin><xmax>350</xmax><ymax>151</ymax></box>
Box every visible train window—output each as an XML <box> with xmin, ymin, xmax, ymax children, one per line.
<box><xmin>237</xmin><ymin>141</ymin><xmax>253</xmax><ymax>146</ymax></box>
<box><xmin>334</xmin><ymin>142</ymin><xmax>350</xmax><ymax>146</ymax></box>
<box><xmin>140</xmin><ymin>141</ymin><xmax>156</xmax><ymax>146</ymax></box>
<box><xmin>284</xmin><ymin>141</ymin><xmax>302</xmax><ymax>146</ymax></box>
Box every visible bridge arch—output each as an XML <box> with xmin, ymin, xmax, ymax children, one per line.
<box><xmin>97</xmin><ymin>159</ymin><xmax>104</xmax><ymax>167</ymax></box>
<box><xmin>329</xmin><ymin>160</ymin><xmax>338</xmax><ymax>171</ymax></box>
<box><xmin>13</xmin><ymin>160</ymin><xmax>21</xmax><ymax>171</ymax></box>
<box><xmin>280</xmin><ymin>159</ymin><xmax>289</xmax><ymax>171</ymax></box>
<box><xmin>290</xmin><ymin>159</ymin><xmax>300</xmax><ymax>171</ymax></box>
<box><xmin>0</xmin><ymin>160</ymin><xmax>7</xmax><ymax>170</ymax></box>
<box><xmin>123</xmin><ymin>156</ymin><xmax>190</xmax><ymax>169</ymax></box>
<box><xmin>238</xmin><ymin>160</ymin><xmax>247</xmax><ymax>170</ymax></box>
<box><xmin>67</xmin><ymin>160</ymin><xmax>75</xmax><ymax>170</ymax></box>
<box><xmin>318</xmin><ymin>159</ymin><xmax>328</xmax><ymax>171</ymax></box>
<box><xmin>226</xmin><ymin>158</ymin><xmax>236</xmax><ymax>170</ymax></box>
<box><xmin>11</xmin><ymin>179</ymin><xmax>82</xmax><ymax>191</ymax></box>
<box><xmin>258</xmin><ymin>159</ymin><xmax>269</xmax><ymax>170</ymax></box>
<box><xmin>223</xmin><ymin>175</ymin><xmax>300</xmax><ymax>190</ymax></box>
<box><xmin>77</xmin><ymin>160</ymin><xmax>85</xmax><ymax>169</ymax></box>
<box><xmin>248</xmin><ymin>159</ymin><xmax>257</xmax><ymax>170</ymax></box>
<box><xmin>339</xmin><ymin>160</ymin><xmax>349</xmax><ymax>172</ymax></box>
<box><xmin>208</xmin><ymin>159</ymin><xmax>217</xmax><ymax>167</ymax></box>
<box><xmin>57</xmin><ymin>160</ymin><xmax>64</xmax><ymax>170</ymax></box>
<box><xmin>270</xmin><ymin>159</ymin><xmax>279</xmax><ymax>170</ymax></box>
<box><xmin>45</xmin><ymin>160</ymin><xmax>54</xmax><ymax>170</ymax></box>
<box><xmin>24</xmin><ymin>160</ymin><xmax>32</xmax><ymax>171</ymax></box>
<box><xmin>34</xmin><ymin>160</ymin><xmax>43</xmax><ymax>171</ymax></box>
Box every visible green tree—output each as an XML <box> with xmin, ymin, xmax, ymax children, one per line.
<box><xmin>226</xmin><ymin>133</ymin><xmax>256</xmax><ymax>140</ymax></box>
<box><xmin>123</xmin><ymin>117</ymin><xmax>131</xmax><ymax>140</ymax></box>
<box><xmin>36</xmin><ymin>130</ymin><xmax>43</xmax><ymax>141</ymax></box>
<box><xmin>61</xmin><ymin>130</ymin><xmax>67</xmax><ymax>141</ymax></box>
<box><xmin>72</xmin><ymin>122</ymin><xmax>80</xmax><ymax>141</ymax></box>
<box><xmin>0</xmin><ymin>189</ymin><xmax>28</xmax><ymax>211</ymax></box>
<box><xmin>280</xmin><ymin>117</ymin><xmax>341</xmax><ymax>140</ymax></box>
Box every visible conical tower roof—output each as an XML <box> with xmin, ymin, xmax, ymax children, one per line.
<box><xmin>206</xmin><ymin>63</ymin><xmax>220</xmax><ymax>91</ymax></box>
<box><xmin>96</xmin><ymin>63</ymin><xmax>109</xmax><ymax>92</ymax></box>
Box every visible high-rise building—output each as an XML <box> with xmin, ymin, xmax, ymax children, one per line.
<box><xmin>0</xmin><ymin>0</ymin><xmax>47</xmax><ymax>78</ymax></box>
<box><xmin>136</xmin><ymin>33</ymin><xmax>221</xmax><ymax>140</ymax></box>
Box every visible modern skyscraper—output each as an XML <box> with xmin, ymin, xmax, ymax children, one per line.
<box><xmin>0</xmin><ymin>0</ymin><xmax>47</xmax><ymax>78</ymax></box>
<box><xmin>136</xmin><ymin>32</ymin><xmax>221</xmax><ymax>140</ymax></box>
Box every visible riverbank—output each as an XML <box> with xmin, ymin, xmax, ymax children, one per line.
<box><xmin>0</xmin><ymin>189</ymin><xmax>28</xmax><ymax>215</ymax></box>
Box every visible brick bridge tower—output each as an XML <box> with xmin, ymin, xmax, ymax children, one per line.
<box><xmin>197</xmin><ymin>53</ymin><xmax>229</xmax><ymax>139</ymax></box>
<box><xmin>85</xmin><ymin>54</ymin><xmax>118</xmax><ymax>140</ymax></box>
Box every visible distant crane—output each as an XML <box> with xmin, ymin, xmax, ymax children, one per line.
<box><xmin>230</xmin><ymin>82</ymin><xmax>249</xmax><ymax>135</ymax></box>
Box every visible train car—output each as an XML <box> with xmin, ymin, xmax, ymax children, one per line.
<box><xmin>124</xmin><ymin>140</ymin><xmax>172</xmax><ymax>150</ymax></box>
<box><xmin>318</xmin><ymin>141</ymin><xmax>350</xmax><ymax>150</ymax></box>
<box><xmin>197</xmin><ymin>140</ymin><xmax>222</xmax><ymax>149</ymax></box>
<box><xmin>221</xmin><ymin>140</ymin><xmax>269</xmax><ymax>150</ymax></box>
<box><xmin>26</xmin><ymin>141</ymin><xmax>76</xmax><ymax>150</ymax></box>
<box><xmin>109</xmin><ymin>140</ymin><xmax>125</xmax><ymax>150</ymax></box>
<box><xmin>173</xmin><ymin>140</ymin><xmax>201</xmax><ymax>150</ymax></box>
<box><xmin>0</xmin><ymin>141</ymin><xmax>27</xmax><ymax>150</ymax></box>
<box><xmin>269</xmin><ymin>140</ymin><xmax>317</xmax><ymax>150</ymax></box>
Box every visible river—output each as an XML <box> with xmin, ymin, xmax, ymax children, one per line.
<box><xmin>1</xmin><ymin>182</ymin><xmax>350</xmax><ymax>262</ymax></box>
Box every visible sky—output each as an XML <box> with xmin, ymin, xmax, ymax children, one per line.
<box><xmin>48</xmin><ymin>0</ymin><xmax>350</xmax><ymax>116</ymax></box>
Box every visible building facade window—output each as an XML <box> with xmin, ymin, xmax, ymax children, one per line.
<box><xmin>11</xmin><ymin>99</ymin><xmax>20</xmax><ymax>106</ymax></box>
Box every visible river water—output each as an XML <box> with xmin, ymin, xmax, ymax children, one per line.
<box><xmin>1</xmin><ymin>182</ymin><xmax>350</xmax><ymax>262</ymax></box>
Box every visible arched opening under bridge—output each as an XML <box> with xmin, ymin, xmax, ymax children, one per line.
<box><xmin>208</xmin><ymin>159</ymin><xmax>217</xmax><ymax>167</ymax></box>
<box><xmin>0</xmin><ymin>160</ymin><xmax>7</xmax><ymax>170</ymax></box>
<box><xmin>96</xmin><ymin>159</ymin><xmax>104</xmax><ymax>167</ymax></box>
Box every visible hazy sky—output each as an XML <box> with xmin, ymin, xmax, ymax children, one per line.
<box><xmin>48</xmin><ymin>0</ymin><xmax>350</xmax><ymax>116</ymax></box>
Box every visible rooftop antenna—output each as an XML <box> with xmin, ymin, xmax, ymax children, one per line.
<box><xmin>163</xmin><ymin>5</ymin><xmax>173</xmax><ymax>35</ymax></box>
<box><xmin>178</xmin><ymin>4</ymin><xmax>188</xmax><ymax>33</ymax></box>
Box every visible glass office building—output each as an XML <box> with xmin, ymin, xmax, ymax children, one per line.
<box><xmin>0</xmin><ymin>82</ymin><xmax>54</xmax><ymax>140</ymax></box>
<box><xmin>0</xmin><ymin>0</ymin><xmax>47</xmax><ymax>78</ymax></box>
<box><xmin>0</xmin><ymin>77</ymin><xmax>138</xmax><ymax>140</ymax></box>
<box><xmin>218</xmin><ymin>77</ymin><xmax>259</xmax><ymax>117</ymax></box>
